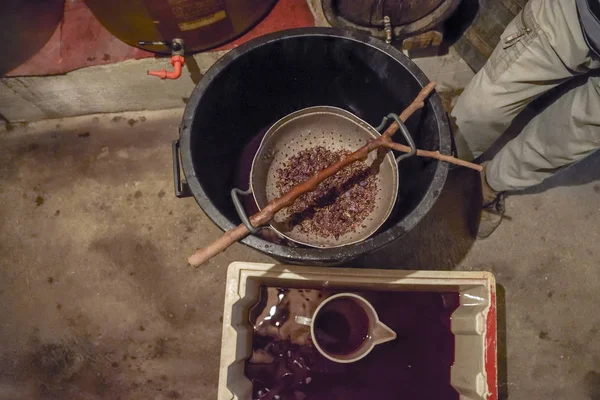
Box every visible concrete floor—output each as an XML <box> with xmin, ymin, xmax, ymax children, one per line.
<box><xmin>1</xmin><ymin>109</ymin><xmax>599</xmax><ymax>400</ymax></box>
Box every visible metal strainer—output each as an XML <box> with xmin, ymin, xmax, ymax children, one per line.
<box><xmin>232</xmin><ymin>106</ymin><xmax>416</xmax><ymax>248</ymax></box>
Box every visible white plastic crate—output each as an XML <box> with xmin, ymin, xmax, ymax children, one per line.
<box><xmin>219</xmin><ymin>262</ymin><xmax>497</xmax><ymax>400</ymax></box>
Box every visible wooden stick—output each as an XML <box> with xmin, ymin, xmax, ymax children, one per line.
<box><xmin>189</xmin><ymin>82</ymin><xmax>458</xmax><ymax>266</ymax></box>
<box><xmin>383</xmin><ymin>142</ymin><xmax>482</xmax><ymax>171</ymax></box>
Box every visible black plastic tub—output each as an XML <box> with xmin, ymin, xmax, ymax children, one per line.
<box><xmin>175</xmin><ymin>27</ymin><xmax>451</xmax><ymax>264</ymax></box>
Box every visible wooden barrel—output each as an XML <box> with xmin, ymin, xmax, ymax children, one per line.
<box><xmin>449</xmin><ymin>0</ymin><xmax>526</xmax><ymax>71</ymax></box>
<box><xmin>322</xmin><ymin>0</ymin><xmax>461</xmax><ymax>40</ymax></box>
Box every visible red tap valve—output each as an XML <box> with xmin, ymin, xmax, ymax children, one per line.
<box><xmin>148</xmin><ymin>55</ymin><xmax>185</xmax><ymax>80</ymax></box>
<box><xmin>139</xmin><ymin>38</ymin><xmax>185</xmax><ymax>80</ymax></box>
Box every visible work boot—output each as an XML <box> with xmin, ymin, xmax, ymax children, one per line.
<box><xmin>477</xmin><ymin>162</ymin><xmax>505</xmax><ymax>239</ymax></box>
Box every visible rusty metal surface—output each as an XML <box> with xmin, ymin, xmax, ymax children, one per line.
<box><xmin>84</xmin><ymin>0</ymin><xmax>278</xmax><ymax>54</ymax></box>
<box><xmin>0</xmin><ymin>0</ymin><xmax>65</xmax><ymax>76</ymax></box>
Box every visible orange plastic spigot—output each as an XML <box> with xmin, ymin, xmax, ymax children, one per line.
<box><xmin>147</xmin><ymin>55</ymin><xmax>185</xmax><ymax>80</ymax></box>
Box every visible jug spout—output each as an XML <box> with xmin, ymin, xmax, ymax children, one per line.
<box><xmin>372</xmin><ymin>321</ymin><xmax>397</xmax><ymax>345</ymax></box>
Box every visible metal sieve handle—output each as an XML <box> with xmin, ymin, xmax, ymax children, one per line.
<box><xmin>231</xmin><ymin>187</ymin><xmax>260</xmax><ymax>234</ymax></box>
<box><xmin>375</xmin><ymin>113</ymin><xmax>417</xmax><ymax>163</ymax></box>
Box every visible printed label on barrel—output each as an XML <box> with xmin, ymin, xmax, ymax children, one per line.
<box><xmin>178</xmin><ymin>10</ymin><xmax>227</xmax><ymax>31</ymax></box>
<box><xmin>167</xmin><ymin>0</ymin><xmax>227</xmax><ymax>30</ymax></box>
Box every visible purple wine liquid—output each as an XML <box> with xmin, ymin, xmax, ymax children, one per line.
<box><xmin>245</xmin><ymin>287</ymin><xmax>460</xmax><ymax>400</ymax></box>
<box><xmin>314</xmin><ymin>298</ymin><xmax>369</xmax><ymax>356</ymax></box>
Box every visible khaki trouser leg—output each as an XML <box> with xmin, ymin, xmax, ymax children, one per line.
<box><xmin>487</xmin><ymin>75</ymin><xmax>600</xmax><ymax>191</ymax></box>
<box><xmin>451</xmin><ymin>0</ymin><xmax>600</xmax><ymax>187</ymax></box>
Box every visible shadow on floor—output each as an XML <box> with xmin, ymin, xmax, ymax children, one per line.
<box><xmin>184</xmin><ymin>55</ymin><xmax>203</xmax><ymax>85</ymax></box>
<box><xmin>347</xmin><ymin>166</ymin><xmax>480</xmax><ymax>270</ymax></box>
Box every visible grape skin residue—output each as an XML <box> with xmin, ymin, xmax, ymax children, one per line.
<box><xmin>275</xmin><ymin>146</ymin><xmax>378</xmax><ymax>240</ymax></box>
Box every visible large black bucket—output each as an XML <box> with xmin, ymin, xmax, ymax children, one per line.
<box><xmin>176</xmin><ymin>28</ymin><xmax>451</xmax><ymax>264</ymax></box>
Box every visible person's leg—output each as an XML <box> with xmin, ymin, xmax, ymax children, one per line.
<box><xmin>452</xmin><ymin>0</ymin><xmax>600</xmax><ymax>160</ymax></box>
<box><xmin>486</xmin><ymin>74</ymin><xmax>600</xmax><ymax>191</ymax></box>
